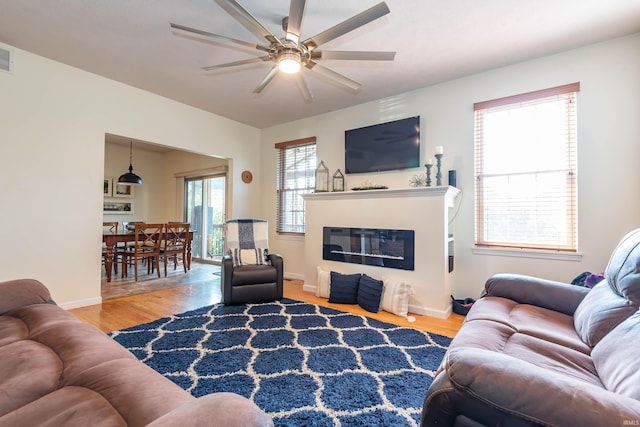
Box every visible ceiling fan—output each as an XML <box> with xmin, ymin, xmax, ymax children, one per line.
<box><xmin>170</xmin><ymin>0</ymin><xmax>395</xmax><ymax>102</ymax></box>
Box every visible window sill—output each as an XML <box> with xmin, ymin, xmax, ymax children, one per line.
<box><xmin>472</xmin><ymin>246</ymin><xmax>582</xmax><ymax>261</ymax></box>
<box><xmin>276</xmin><ymin>233</ymin><xmax>305</xmax><ymax>242</ymax></box>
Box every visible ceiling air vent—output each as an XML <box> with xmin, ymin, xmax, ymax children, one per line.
<box><xmin>0</xmin><ymin>47</ymin><xmax>13</xmax><ymax>74</ymax></box>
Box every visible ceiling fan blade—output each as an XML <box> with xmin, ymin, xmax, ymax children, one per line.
<box><xmin>285</xmin><ymin>0</ymin><xmax>306</xmax><ymax>45</ymax></box>
<box><xmin>311</xmin><ymin>50</ymin><xmax>395</xmax><ymax>61</ymax></box>
<box><xmin>202</xmin><ymin>56</ymin><xmax>270</xmax><ymax>71</ymax></box>
<box><xmin>295</xmin><ymin>73</ymin><xmax>313</xmax><ymax>102</ymax></box>
<box><xmin>253</xmin><ymin>66</ymin><xmax>279</xmax><ymax>93</ymax></box>
<box><xmin>215</xmin><ymin>0</ymin><xmax>283</xmax><ymax>46</ymax></box>
<box><xmin>302</xmin><ymin>2</ymin><xmax>390</xmax><ymax>50</ymax></box>
<box><xmin>306</xmin><ymin>61</ymin><xmax>361</xmax><ymax>91</ymax></box>
<box><xmin>170</xmin><ymin>23</ymin><xmax>269</xmax><ymax>52</ymax></box>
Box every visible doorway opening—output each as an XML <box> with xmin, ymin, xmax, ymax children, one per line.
<box><xmin>185</xmin><ymin>175</ymin><xmax>226</xmax><ymax>264</ymax></box>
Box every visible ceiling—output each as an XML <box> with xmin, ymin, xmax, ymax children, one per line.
<box><xmin>1</xmin><ymin>1</ymin><xmax>640</xmax><ymax>129</ymax></box>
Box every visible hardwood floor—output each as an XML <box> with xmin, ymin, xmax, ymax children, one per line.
<box><xmin>71</xmin><ymin>262</ymin><xmax>464</xmax><ymax>338</ymax></box>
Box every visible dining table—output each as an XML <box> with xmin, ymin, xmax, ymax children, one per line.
<box><xmin>102</xmin><ymin>230</ymin><xmax>194</xmax><ymax>282</ymax></box>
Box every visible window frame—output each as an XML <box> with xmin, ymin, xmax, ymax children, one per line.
<box><xmin>275</xmin><ymin>136</ymin><xmax>316</xmax><ymax>235</ymax></box>
<box><xmin>473</xmin><ymin>82</ymin><xmax>580</xmax><ymax>252</ymax></box>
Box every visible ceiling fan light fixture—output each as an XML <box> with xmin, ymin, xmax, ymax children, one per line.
<box><xmin>278</xmin><ymin>51</ymin><xmax>301</xmax><ymax>74</ymax></box>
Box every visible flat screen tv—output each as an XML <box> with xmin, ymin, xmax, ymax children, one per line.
<box><xmin>344</xmin><ymin>116</ymin><xmax>420</xmax><ymax>174</ymax></box>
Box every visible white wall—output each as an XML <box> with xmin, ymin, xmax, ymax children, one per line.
<box><xmin>260</xmin><ymin>33</ymin><xmax>640</xmax><ymax>299</ymax></box>
<box><xmin>0</xmin><ymin>45</ymin><xmax>260</xmax><ymax>308</ymax></box>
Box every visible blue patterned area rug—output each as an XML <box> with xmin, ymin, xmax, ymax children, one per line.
<box><xmin>109</xmin><ymin>298</ymin><xmax>451</xmax><ymax>426</ymax></box>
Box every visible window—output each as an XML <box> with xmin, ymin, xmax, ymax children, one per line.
<box><xmin>276</xmin><ymin>137</ymin><xmax>316</xmax><ymax>234</ymax></box>
<box><xmin>474</xmin><ymin>83</ymin><xmax>579</xmax><ymax>251</ymax></box>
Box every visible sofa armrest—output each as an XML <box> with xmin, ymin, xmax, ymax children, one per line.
<box><xmin>484</xmin><ymin>273</ymin><xmax>590</xmax><ymax>315</ymax></box>
<box><xmin>423</xmin><ymin>348</ymin><xmax>640</xmax><ymax>427</ymax></box>
<box><xmin>146</xmin><ymin>392</ymin><xmax>273</xmax><ymax>427</ymax></box>
<box><xmin>0</xmin><ymin>278</ymin><xmax>53</xmax><ymax>315</ymax></box>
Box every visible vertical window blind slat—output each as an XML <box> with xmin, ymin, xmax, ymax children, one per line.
<box><xmin>474</xmin><ymin>86</ymin><xmax>579</xmax><ymax>251</ymax></box>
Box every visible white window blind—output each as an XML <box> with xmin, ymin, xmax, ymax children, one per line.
<box><xmin>474</xmin><ymin>83</ymin><xmax>579</xmax><ymax>251</ymax></box>
<box><xmin>276</xmin><ymin>137</ymin><xmax>316</xmax><ymax>234</ymax></box>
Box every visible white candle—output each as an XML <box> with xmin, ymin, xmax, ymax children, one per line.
<box><xmin>435</xmin><ymin>146</ymin><xmax>444</xmax><ymax>155</ymax></box>
<box><xmin>426</xmin><ymin>157</ymin><xmax>434</xmax><ymax>165</ymax></box>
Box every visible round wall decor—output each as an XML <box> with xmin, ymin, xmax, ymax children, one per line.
<box><xmin>241</xmin><ymin>170</ymin><xmax>253</xmax><ymax>183</ymax></box>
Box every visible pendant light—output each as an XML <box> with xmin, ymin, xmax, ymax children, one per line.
<box><xmin>118</xmin><ymin>140</ymin><xmax>143</xmax><ymax>185</ymax></box>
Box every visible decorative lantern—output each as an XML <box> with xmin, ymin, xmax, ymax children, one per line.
<box><xmin>332</xmin><ymin>169</ymin><xmax>345</xmax><ymax>192</ymax></box>
<box><xmin>315</xmin><ymin>161</ymin><xmax>329</xmax><ymax>192</ymax></box>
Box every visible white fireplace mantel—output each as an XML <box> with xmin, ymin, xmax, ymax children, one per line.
<box><xmin>302</xmin><ymin>186</ymin><xmax>461</xmax><ymax>319</ymax></box>
<box><xmin>302</xmin><ymin>186</ymin><xmax>458</xmax><ymax>201</ymax></box>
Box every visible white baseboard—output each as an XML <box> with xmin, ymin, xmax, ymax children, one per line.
<box><xmin>302</xmin><ymin>282</ymin><xmax>317</xmax><ymax>293</ymax></box>
<box><xmin>285</xmin><ymin>272</ymin><xmax>305</xmax><ymax>281</ymax></box>
<box><xmin>60</xmin><ymin>296</ymin><xmax>102</xmax><ymax>310</ymax></box>
<box><xmin>408</xmin><ymin>303</ymin><xmax>452</xmax><ymax>319</ymax></box>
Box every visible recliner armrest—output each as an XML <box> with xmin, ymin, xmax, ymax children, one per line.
<box><xmin>266</xmin><ymin>253</ymin><xmax>284</xmax><ymax>300</ymax></box>
<box><xmin>0</xmin><ymin>278</ymin><xmax>54</xmax><ymax>315</ymax></box>
<box><xmin>484</xmin><ymin>273</ymin><xmax>590</xmax><ymax>315</ymax></box>
<box><xmin>423</xmin><ymin>347</ymin><xmax>640</xmax><ymax>427</ymax></box>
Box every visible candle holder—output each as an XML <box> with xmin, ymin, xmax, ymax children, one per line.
<box><xmin>425</xmin><ymin>164</ymin><xmax>433</xmax><ymax>187</ymax></box>
<box><xmin>435</xmin><ymin>153</ymin><xmax>443</xmax><ymax>186</ymax></box>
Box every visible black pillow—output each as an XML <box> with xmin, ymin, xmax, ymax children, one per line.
<box><xmin>357</xmin><ymin>274</ymin><xmax>384</xmax><ymax>313</ymax></box>
<box><xmin>328</xmin><ymin>272</ymin><xmax>361</xmax><ymax>304</ymax></box>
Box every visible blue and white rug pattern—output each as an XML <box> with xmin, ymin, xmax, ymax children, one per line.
<box><xmin>110</xmin><ymin>298</ymin><xmax>451</xmax><ymax>426</ymax></box>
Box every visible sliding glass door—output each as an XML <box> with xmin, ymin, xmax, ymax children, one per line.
<box><xmin>184</xmin><ymin>175</ymin><xmax>226</xmax><ymax>264</ymax></box>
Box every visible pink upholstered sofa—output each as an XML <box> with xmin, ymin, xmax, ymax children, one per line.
<box><xmin>422</xmin><ymin>229</ymin><xmax>640</xmax><ymax>426</ymax></box>
<box><xmin>0</xmin><ymin>278</ymin><xmax>272</xmax><ymax>427</ymax></box>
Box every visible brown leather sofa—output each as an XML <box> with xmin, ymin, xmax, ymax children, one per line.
<box><xmin>422</xmin><ymin>229</ymin><xmax>640</xmax><ymax>427</ymax></box>
<box><xmin>0</xmin><ymin>278</ymin><xmax>273</xmax><ymax>427</ymax></box>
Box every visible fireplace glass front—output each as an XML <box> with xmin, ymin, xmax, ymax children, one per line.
<box><xmin>323</xmin><ymin>227</ymin><xmax>415</xmax><ymax>270</ymax></box>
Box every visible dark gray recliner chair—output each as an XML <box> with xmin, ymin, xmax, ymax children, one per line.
<box><xmin>221</xmin><ymin>219</ymin><xmax>283</xmax><ymax>305</ymax></box>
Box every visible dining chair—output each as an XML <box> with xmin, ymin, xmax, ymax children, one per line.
<box><xmin>161</xmin><ymin>222</ymin><xmax>190</xmax><ymax>277</ymax></box>
<box><xmin>120</xmin><ymin>223</ymin><xmax>163</xmax><ymax>282</ymax></box>
<box><xmin>102</xmin><ymin>222</ymin><xmax>119</xmax><ymax>275</ymax></box>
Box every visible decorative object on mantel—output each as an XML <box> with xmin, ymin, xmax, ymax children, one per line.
<box><xmin>332</xmin><ymin>169</ymin><xmax>345</xmax><ymax>192</ymax></box>
<box><xmin>314</xmin><ymin>161</ymin><xmax>329</xmax><ymax>192</ymax></box>
<box><xmin>425</xmin><ymin>158</ymin><xmax>433</xmax><ymax>187</ymax></box>
<box><xmin>435</xmin><ymin>145</ymin><xmax>444</xmax><ymax>186</ymax></box>
<box><xmin>351</xmin><ymin>180</ymin><xmax>388</xmax><ymax>191</ymax></box>
<box><xmin>241</xmin><ymin>170</ymin><xmax>253</xmax><ymax>184</ymax></box>
<box><xmin>118</xmin><ymin>140</ymin><xmax>143</xmax><ymax>185</ymax></box>
<box><xmin>409</xmin><ymin>173</ymin><xmax>426</xmax><ymax>187</ymax></box>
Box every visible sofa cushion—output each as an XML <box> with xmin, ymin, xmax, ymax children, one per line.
<box><xmin>0</xmin><ymin>316</ymin><xmax>28</xmax><ymax>347</ymax></box>
<box><xmin>573</xmin><ymin>281</ymin><xmax>638</xmax><ymax>347</ymax></box>
<box><xmin>0</xmin><ymin>386</ymin><xmax>128</xmax><ymax>427</ymax></box>
<box><xmin>466</xmin><ymin>296</ymin><xmax>590</xmax><ymax>354</ymax></box>
<box><xmin>592</xmin><ymin>312</ymin><xmax>640</xmax><ymax>400</ymax></box>
<box><xmin>448</xmin><ymin>305</ymin><xmax>600</xmax><ymax>387</ymax></box>
<box><xmin>231</xmin><ymin>264</ymin><xmax>277</xmax><ymax>286</ymax></box>
<box><xmin>604</xmin><ymin>228</ymin><xmax>640</xmax><ymax>304</ymax></box>
<box><xmin>0</xmin><ymin>340</ymin><xmax>63</xmax><ymax>417</ymax></box>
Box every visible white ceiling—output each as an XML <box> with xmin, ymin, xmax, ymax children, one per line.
<box><xmin>1</xmin><ymin>0</ymin><xmax>640</xmax><ymax>129</ymax></box>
